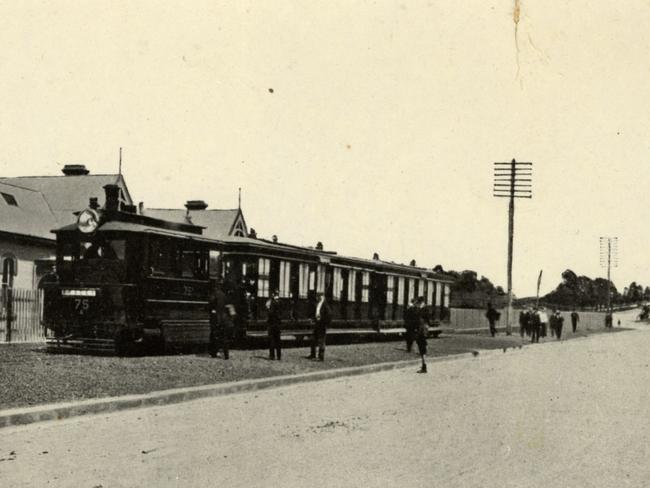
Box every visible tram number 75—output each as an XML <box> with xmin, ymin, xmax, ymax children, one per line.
<box><xmin>74</xmin><ymin>298</ymin><xmax>91</xmax><ymax>314</ymax></box>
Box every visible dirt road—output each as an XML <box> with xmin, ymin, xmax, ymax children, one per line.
<box><xmin>1</xmin><ymin>311</ymin><xmax>647</xmax><ymax>487</ymax></box>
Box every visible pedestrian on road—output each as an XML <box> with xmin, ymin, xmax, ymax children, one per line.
<box><xmin>309</xmin><ymin>292</ymin><xmax>330</xmax><ymax>361</ymax></box>
<box><xmin>553</xmin><ymin>311</ymin><xmax>564</xmax><ymax>340</ymax></box>
<box><xmin>404</xmin><ymin>298</ymin><xmax>418</xmax><ymax>352</ymax></box>
<box><xmin>486</xmin><ymin>302</ymin><xmax>500</xmax><ymax>337</ymax></box>
<box><xmin>519</xmin><ymin>308</ymin><xmax>530</xmax><ymax>337</ymax></box>
<box><xmin>549</xmin><ymin>310</ymin><xmax>557</xmax><ymax>338</ymax></box>
<box><xmin>570</xmin><ymin>310</ymin><xmax>580</xmax><ymax>333</ymax></box>
<box><xmin>209</xmin><ymin>281</ymin><xmax>236</xmax><ymax>360</ymax></box>
<box><xmin>539</xmin><ymin>308</ymin><xmax>549</xmax><ymax>338</ymax></box>
<box><xmin>266</xmin><ymin>290</ymin><xmax>282</xmax><ymax>360</ymax></box>
<box><xmin>605</xmin><ymin>312</ymin><xmax>613</xmax><ymax>328</ymax></box>
<box><xmin>416</xmin><ymin>297</ymin><xmax>429</xmax><ymax>373</ymax></box>
<box><xmin>530</xmin><ymin>308</ymin><xmax>541</xmax><ymax>343</ymax></box>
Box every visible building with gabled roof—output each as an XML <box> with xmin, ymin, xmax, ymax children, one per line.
<box><xmin>0</xmin><ymin>164</ymin><xmax>132</xmax><ymax>290</ymax></box>
<box><xmin>143</xmin><ymin>200</ymin><xmax>248</xmax><ymax>240</ymax></box>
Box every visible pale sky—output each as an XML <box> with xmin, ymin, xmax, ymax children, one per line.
<box><xmin>1</xmin><ymin>1</ymin><xmax>649</xmax><ymax>296</ymax></box>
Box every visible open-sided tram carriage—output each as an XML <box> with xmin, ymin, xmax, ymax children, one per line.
<box><xmin>42</xmin><ymin>184</ymin><xmax>453</xmax><ymax>354</ymax></box>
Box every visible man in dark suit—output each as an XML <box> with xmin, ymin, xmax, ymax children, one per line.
<box><xmin>267</xmin><ymin>290</ymin><xmax>282</xmax><ymax>360</ymax></box>
<box><xmin>570</xmin><ymin>311</ymin><xmax>580</xmax><ymax>333</ymax></box>
<box><xmin>309</xmin><ymin>292</ymin><xmax>330</xmax><ymax>361</ymax></box>
<box><xmin>209</xmin><ymin>280</ymin><xmax>235</xmax><ymax>359</ymax></box>
<box><xmin>404</xmin><ymin>298</ymin><xmax>418</xmax><ymax>352</ymax></box>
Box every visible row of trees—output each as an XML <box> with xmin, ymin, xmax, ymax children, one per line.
<box><xmin>437</xmin><ymin>265</ymin><xmax>649</xmax><ymax>310</ymax></box>
<box><xmin>541</xmin><ymin>269</ymin><xmax>649</xmax><ymax>309</ymax></box>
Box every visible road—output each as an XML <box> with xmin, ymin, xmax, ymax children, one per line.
<box><xmin>1</xmin><ymin>310</ymin><xmax>648</xmax><ymax>487</ymax></box>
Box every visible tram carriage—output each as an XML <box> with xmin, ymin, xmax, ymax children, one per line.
<box><xmin>42</xmin><ymin>184</ymin><xmax>453</xmax><ymax>354</ymax></box>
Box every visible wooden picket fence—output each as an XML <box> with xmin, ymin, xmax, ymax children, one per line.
<box><xmin>0</xmin><ymin>288</ymin><xmax>46</xmax><ymax>343</ymax></box>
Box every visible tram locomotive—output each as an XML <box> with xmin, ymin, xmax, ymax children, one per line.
<box><xmin>43</xmin><ymin>184</ymin><xmax>453</xmax><ymax>354</ymax></box>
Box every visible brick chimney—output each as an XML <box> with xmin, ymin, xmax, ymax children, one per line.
<box><xmin>184</xmin><ymin>200</ymin><xmax>208</xmax><ymax>211</ymax></box>
<box><xmin>62</xmin><ymin>164</ymin><xmax>89</xmax><ymax>176</ymax></box>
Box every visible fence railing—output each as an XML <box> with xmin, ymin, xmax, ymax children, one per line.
<box><xmin>0</xmin><ymin>288</ymin><xmax>45</xmax><ymax>343</ymax></box>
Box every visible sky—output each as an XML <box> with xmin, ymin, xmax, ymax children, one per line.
<box><xmin>1</xmin><ymin>1</ymin><xmax>649</xmax><ymax>297</ymax></box>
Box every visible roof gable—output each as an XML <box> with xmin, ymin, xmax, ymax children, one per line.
<box><xmin>0</xmin><ymin>182</ymin><xmax>58</xmax><ymax>241</ymax></box>
<box><xmin>143</xmin><ymin>208</ymin><xmax>246</xmax><ymax>240</ymax></box>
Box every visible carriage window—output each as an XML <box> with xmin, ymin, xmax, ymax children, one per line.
<box><xmin>419</xmin><ymin>279</ymin><xmax>426</xmax><ymax>303</ymax></box>
<box><xmin>149</xmin><ymin>238</ymin><xmax>177</xmax><ymax>276</ymax></box>
<box><xmin>279</xmin><ymin>261</ymin><xmax>291</xmax><ymax>298</ymax></box>
<box><xmin>435</xmin><ymin>282</ymin><xmax>442</xmax><ymax>307</ymax></box>
<box><xmin>257</xmin><ymin>258</ymin><xmax>270</xmax><ymax>297</ymax></box>
<box><xmin>427</xmin><ymin>280</ymin><xmax>434</xmax><ymax>305</ymax></box>
<box><xmin>209</xmin><ymin>250</ymin><xmax>221</xmax><ymax>278</ymax></box>
<box><xmin>82</xmin><ymin>238</ymin><xmax>125</xmax><ymax>261</ymax></box>
<box><xmin>348</xmin><ymin>271</ymin><xmax>357</xmax><ymax>302</ymax></box>
<box><xmin>299</xmin><ymin>263</ymin><xmax>309</xmax><ymax>298</ymax></box>
<box><xmin>180</xmin><ymin>247</ymin><xmax>208</xmax><ymax>279</ymax></box>
<box><xmin>443</xmin><ymin>284</ymin><xmax>451</xmax><ymax>307</ymax></box>
<box><xmin>408</xmin><ymin>278</ymin><xmax>415</xmax><ymax>303</ymax></box>
<box><xmin>386</xmin><ymin>276</ymin><xmax>394</xmax><ymax>304</ymax></box>
<box><xmin>397</xmin><ymin>277</ymin><xmax>405</xmax><ymax>305</ymax></box>
<box><xmin>316</xmin><ymin>265</ymin><xmax>326</xmax><ymax>293</ymax></box>
<box><xmin>333</xmin><ymin>268</ymin><xmax>343</xmax><ymax>301</ymax></box>
<box><xmin>361</xmin><ymin>271</ymin><xmax>370</xmax><ymax>303</ymax></box>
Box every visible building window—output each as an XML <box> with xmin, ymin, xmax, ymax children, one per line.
<box><xmin>361</xmin><ymin>271</ymin><xmax>370</xmax><ymax>303</ymax></box>
<box><xmin>348</xmin><ymin>271</ymin><xmax>357</xmax><ymax>302</ymax></box>
<box><xmin>1</xmin><ymin>193</ymin><xmax>18</xmax><ymax>206</ymax></box>
<box><xmin>257</xmin><ymin>258</ymin><xmax>270</xmax><ymax>297</ymax></box>
<box><xmin>298</xmin><ymin>263</ymin><xmax>309</xmax><ymax>298</ymax></box>
<box><xmin>279</xmin><ymin>261</ymin><xmax>291</xmax><ymax>298</ymax></box>
<box><xmin>2</xmin><ymin>255</ymin><xmax>17</xmax><ymax>288</ymax></box>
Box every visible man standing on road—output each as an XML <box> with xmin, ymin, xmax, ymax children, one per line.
<box><xmin>486</xmin><ymin>302</ymin><xmax>500</xmax><ymax>337</ymax></box>
<box><xmin>554</xmin><ymin>311</ymin><xmax>564</xmax><ymax>340</ymax></box>
<box><xmin>416</xmin><ymin>297</ymin><xmax>429</xmax><ymax>373</ymax></box>
<box><xmin>267</xmin><ymin>290</ymin><xmax>282</xmax><ymax>360</ymax></box>
<box><xmin>571</xmin><ymin>310</ymin><xmax>580</xmax><ymax>333</ymax></box>
<box><xmin>519</xmin><ymin>308</ymin><xmax>530</xmax><ymax>337</ymax></box>
<box><xmin>404</xmin><ymin>298</ymin><xmax>418</xmax><ymax>352</ymax></box>
<box><xmin>309</xmin><ymin>292</ymin><xmax>330</xmax><ymax>361</ymax></box>
<box><xmin>209</xmin><ymin>281</ymin><xmax>236</xmax><ymax>360</ymax></box>
<box><xmin>530</xmin><ymin>308</ymin><xmax>541</xmax><ymax>343</ymax></box>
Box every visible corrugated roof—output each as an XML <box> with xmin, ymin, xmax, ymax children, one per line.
<box><xmin>0</xmin><ymin>174</ymin><xmax>132</xmax><ymax>227</ymax></box>
<box><xmin>0</xmin><ymin>182</ymin><xmax>58</xmax><ymax>240</ymax></box>
<box><xmin>143</xmin><ymin>208</ymin><xmax>242</xmax><ymax>240</ymax></box>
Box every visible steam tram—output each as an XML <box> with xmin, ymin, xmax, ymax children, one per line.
<box><xmin>43</xmin><ymin>185</ymin><xmax>453</xmax><ymax>353</ymax></box>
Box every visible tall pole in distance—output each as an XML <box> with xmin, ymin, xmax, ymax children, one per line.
<box><xmin>494</xmin><ymin>159</ymin><xmax>532</xmax><ymax>335</ymax></box>
<box><xmin>600</xmin><ymin>237</ymin><xmax>618</xmax><ymax>313</ymax></box>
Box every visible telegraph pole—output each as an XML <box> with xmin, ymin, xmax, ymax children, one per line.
<box><xmin>493</xmin><ymin>159</ymin><xmax>532</xmax><ymax>335</ymax></box>
<box><xmin>599</xmin><ymin>237</ymin><xmax>618</xmax><ymax>313</ymax></box>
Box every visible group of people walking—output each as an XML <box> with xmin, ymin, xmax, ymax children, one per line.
<box><xmin>518</xmin><ymin>308</ymin><xmax>579</xmax><ymax>343</ymax></box>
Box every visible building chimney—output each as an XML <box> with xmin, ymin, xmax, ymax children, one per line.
<box><xmin>103</xmin><ymin>184</ymin><xmax>121</xmax><ymax>212</ymax></box>
<box><xmin>62</xmin><ymin>164</ymin><xmax>90</xmax><ymax>176</ymax></box>
<box><xmin>184</xmin><ymin>200</ymin><xmax>208</xmax><ymax>211</ymax></box>
<box><xmin>272</xmin><ymin>235</ymin><xmax>278</xmax><ymax>243</ymax></box>
<box><xmin>372</xmin><ymin>253</ymin><xmax>380</xmax><ymax>260</ymax></box>
<box><xmin>248</xmin><ymin>228</ymin><xmax>257</xmax><ymax>239</ymax></box>
<box><xmin>316</xmin><ymin>241</ymin><xmax>323</xmax><ymax>250</ymax></box>
<box><xmin>89</xmin><ymin>197</ymin><xmax>99</xmax><ymax>210</ymax></box>
<box><xmin>409</xmin><ymin>259</ymin><xmax>417</xmax><ymax>267</ymax></box>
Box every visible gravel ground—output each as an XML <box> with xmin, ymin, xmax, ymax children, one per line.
<box><xmin>0</xmin><ymin>328</ymin><xmax>626</xmax><ymax>410</ymax></box>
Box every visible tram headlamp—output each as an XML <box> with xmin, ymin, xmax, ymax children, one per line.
<box><xmin>77</xmin><ymin>209</ymin><xmax>100</xmax><ymax>234</ymax></box>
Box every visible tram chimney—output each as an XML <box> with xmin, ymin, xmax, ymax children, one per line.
<box><xmin>89</xmin><ymin>197</ymin><xmax>99</xmax><ymax>210</ymax></box>
<box><xmin>272</xmin><ymin>235</ymin><xmax>278</xmax><ymax>243</ymax></box>
<box><xmin>372</xmin><ymin>253</ymin><xmax>380</xmax><ymax>260</ymax></box>
<box><xmin>103</xmin><ymin>184</ymin><xmax>121</xmax><ymax>212</ymax></box>
<box><xmin>410</xmin><ymin>259</ymin><xmax>417</xmax><ymax>266</ymax></box>
<box><xmin>316</xmin><ymin>241</ymin><xmax>323</xmax><ymax>250</ymax></box>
